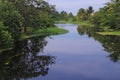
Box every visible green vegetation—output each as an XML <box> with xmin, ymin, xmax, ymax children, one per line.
<box><xmin>89</xmin><ymin>0</ymin><xmax>120</xmax><ymax>35</ymax></box>
<box><xmin>55</xmin><ymin>6</ymin><xmax>94</xmax><ymax>28</ymax></box>
<box><xmin>33</xmin><ymin>27</ymin><xmax>68</xmax><ymax>35</ymax></box>
<box><xmin>22</xmin><ymin>27</ymin><xmax>68</xmax><ymax>39</ymax></box>
<box><xmin>1</xmin><ymin>0</ymin><xmax>120</xmax><ymax>50</ymax></box>
<box><xmin>97</xmin><ymin>31</ymin><xmax>120</xmax><ymax>36</ymax></box>
<box><xmin>55</xmin><ymin>0</ymin><xmax>120</xmax><ymax>36</ymax></box>
<box><xmin>77</xmin><ymin>6</ymin><xmax>94</xmax><ymax>21</ymax></box>
<box><xmin>55</xmin><ymin>6</ymin><xmax>94</xmax><ymax>23</ymax></box>
<box><xmin>0</xmin><ymin>0</ymin><xmax>65</xmax><ymax>50</ymax></box>
<box><xmin>0</xmin><ymin>22</ymin><xmax>13</xmax><ymax>49</ymax></box>
<box><xmin>56</xmin><ymin>21</ymin><xmax>92</xmax><ymax>27</ymax></box>
<box><xmin>76</xmin><ymin>0</ymin><xmax>120</xmax><ymax>36</ymax></box>
<box><xmin>54</xmin><ymin>11</ymin><xmax>76</xmax><ymax>22</ymax></box>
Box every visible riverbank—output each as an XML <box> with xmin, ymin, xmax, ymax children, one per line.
<box><xmin>58</xmin><ymin>21</ymin><xmax>120</xmax><ymax>36</ymax></box>
<box><xmin>97</xmin><ymin>31</ymin><xmax>120</xmax><ymax>36</ymax></box>
<box><xmin>55</xmin><ymin>21</ymin><xmax>92</xmax><ymax>27</ymax></box>
<box><xmin>22</xmin><ymin>27</ymin><xmax>68</xmax><ymax>39</ymax></box>
<box><xmin>56</xmin><ymin>21</ymin><xmax>120</xmax><ymax>36</ymax></box>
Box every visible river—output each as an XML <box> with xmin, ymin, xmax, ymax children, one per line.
<box><xmin>0</xmin><ymin>24</ymin><xmax>120</xmax><ymax>80</ymax></box>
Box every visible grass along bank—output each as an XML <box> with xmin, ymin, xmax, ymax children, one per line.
<box><xmin>55</xmin><ymin>21</ymin><xmax>93</xmax><ymax>27</ymax></box>
<box><xmin>22</xmin><ymin>27</ymin><xmax>68</xmax><ymax>39</ymax></box>
<box><xmin>97</xmin><ymin>31</ymin><xmax>120</xmax><ymax>36</ymax></box>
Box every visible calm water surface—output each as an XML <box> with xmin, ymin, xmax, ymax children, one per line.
<box><xmin>0</xmin><ymin>24</ymin><xmax>120</xmax><ymax>80</ymax></box>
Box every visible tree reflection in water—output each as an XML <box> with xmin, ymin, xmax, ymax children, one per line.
<box><xmin>0</xmin><ymin>36</ymin><xmax>55</xmax><ymax>80</ymax></box>
<box><xmin>77</xmin><ymin>25</ymin><xmax>120</xmax><ymax>62</ymax></box>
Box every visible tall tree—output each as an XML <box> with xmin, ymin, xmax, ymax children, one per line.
<box><xmin>60</xmin><ymin>11</ymin><xmax>68</xmax><ymax>21</ymax></box>
<box><xmin>68</xmin><ymin>12</ymin><xmax>75</xmax><ymax>21</ymax></box>
<box><xmin>77</xmin><ymin>8</ymin><xmax>87</xmax><ymax>20</ymax></box>
<box><xmin>87</xmin><ymin>6</ymin><xmax>94</xmax><ymax>15</ymax></box>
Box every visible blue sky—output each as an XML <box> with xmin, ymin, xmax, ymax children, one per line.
<box><xmin>47</xmin><ymin>0</ymin><xmax>110</xmax><ymax>15</ymax></box>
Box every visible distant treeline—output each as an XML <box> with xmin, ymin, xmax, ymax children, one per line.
<box><xmin>56</xmin><ymin>0</ymin><xmax>120</xmax><ymax>31</ymax></box>
<box><xmin>54</xmin><ymin>6</ymin><xmax>94</xmax><ymax>21</ymax></box>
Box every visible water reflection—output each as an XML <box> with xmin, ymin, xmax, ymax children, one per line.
<box><xmin>0</xmin><ymin>36</ymin><xmax>55</xmax><ymax>80</ymax></box>
<box><xmin>77</xmin><ymin>25</ymin><xmax>120</xmax><ymax>62</ymax></box>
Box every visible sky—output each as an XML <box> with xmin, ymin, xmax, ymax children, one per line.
<box><xmin>46</xmin><ymin>0</ymin><xmax>110</xmax><ymax>15</ymax></box>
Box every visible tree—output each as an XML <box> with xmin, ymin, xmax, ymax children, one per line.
<box><xmin>60</xmin><ymin>11</ymin><xmax>68</xmax><ymax>21</ymax></box>
<box><xmin>0</xmin><ymin>0</ymin><xmax>56</xmax><ymax>49</ymax></box>
<box><xmin>86</xmin><ymin>6</ymin><xmax>94</xmax><ymax>19</ymax></box>
<box><xmin>77</xmin><ymin>6</ymin><xmax>94</xmax><ymax>21</ymax></box>
<box><xmin>113</xmin><ymin>0</ymin><xmax>120</xmax><ymax>29</ymax></box>
<box><xmin>2</xmin><ymin>0</ymin><xmax>56</xmax><ymax>33</ymax></box>
<box><xmin>0</xmin><ymin>1</ymin><xmax>24</xmax><ymax>41</ymax></box>
<box><xmin>68</xmin><ymin>13</ymin><xmax>75</xmax><ymax>21</ymax></box>
<box><xmin>77</xmin><ymin>8</ymin><xmax>87</xmax><ymax>21</ymax></box>
<box><xmin>0</xmin><ymin>22</ymin><xmax>13</xmax><ymax>49</ymax></box>
<box><xmin>87</xmin><ymin>6</ymin><xmax>94</xmax><ymax>15</ymax></box>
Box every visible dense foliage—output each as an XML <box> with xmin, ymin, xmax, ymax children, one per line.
<box><xmin>76</xmin><ymin>0</ymin><xmax>120</xmax><ymax>32</ymax></box>
<box><xmin>54</xmin><ymin>11</ymin><xmax>76</xmax><ymax>21</ymax></box>
<box><xmin>77</xmin><ymin>6</ymin><xmax>94</xmax><ymax>21</ymax></box>
<box><xmin>0</xmin><ymin>0</ymin><xmax>56</xmax><ymax>49</ymax></box>
<box><xmin>90</xmin><ymin>0</ymin><xmax>120</xmax><ymax>31</ymax></box>
<box><xmin>0</xmin><ymin>22</ymin><xmax>13</xmax><ymax>49</ymax></box>
<box><xmin>55</xmin><ymin>6</ymin><xmax>94</xmax><ymax>22</ymax></box>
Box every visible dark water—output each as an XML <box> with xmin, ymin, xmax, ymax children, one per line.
<box><xmin>0</xmin><ymin>24</ymin><xmax>120</xmax><ymax>80</ymax></box>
